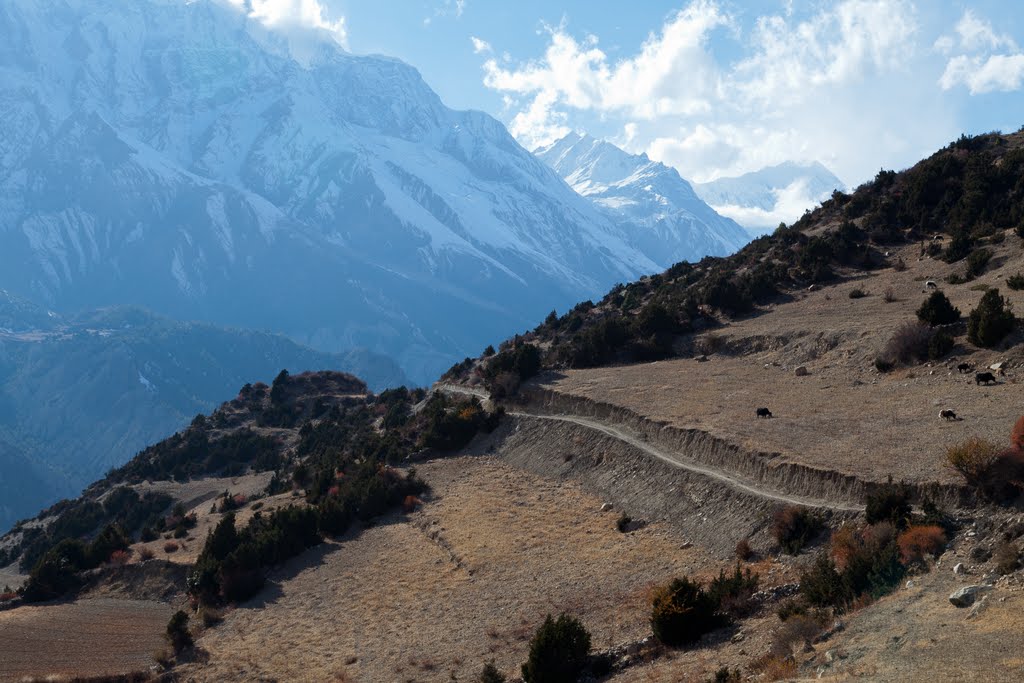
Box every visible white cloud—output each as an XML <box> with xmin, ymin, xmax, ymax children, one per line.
<box><xmin>733</xmin><ymin>0</ymin><xmax>917</xmax><ymax>106</ymax></box>
<box><xmin>479</xmin><ymin>0</ymin><xmax>947</xmax><ymax>185</ymax></box>
<box><xmin>938</xmin><ymin>9</ymin><xmax>1024</xmax><ymax>94</ymax></box>
<box><xmin>223</xmin><ymin>0</ymin><xmax>347</xmax><ymax>47</ymax></box>
<box><xmin>471</xmin><ymin>36</ymin><xmax>492</xmax><ymax>54</ymax></box>
<box><xmin>481</xmin><ymin>1</ymin><xmax>730</xmax><ymax>148</ymax></box>
<box><xmin>940</xmin><ymin>54</ymin><xmax>1024</xmax><ymax>94</ymax></box>
<box><xmin>709</xmin><ymin>179</ymin><xmax>829</xmax><ymax>233</ymax></box>
<box><xmin>954</xmin><ymin>9</ymin><xmax>1017</xmax><ymax>52</ymax></box>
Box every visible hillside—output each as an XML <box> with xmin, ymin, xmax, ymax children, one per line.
<box><xmin>0</xmin><ymin>295</ymin><xmax>406</xmax><ymax>532</ymax></box>
<box><xmin>7</xmin><ymin>130</ymin><xmax>1024</xmax><ymax>682</ymax></box>
<box><xmin>0</xmin><ymin>0</ymin><xmax>724</xmax><ymax>384</ymax></box>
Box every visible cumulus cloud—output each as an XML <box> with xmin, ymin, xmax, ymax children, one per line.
<box><xmin>481</xmin><ymin>1</ymin><xmax>730</xmax><ymax>148</ymax></box>
<box><xmin>223</xmin><ymin>0</ymin><xmax>348</xmax><ymax>47</ymax></box>
<box><xmin>733</xmin><ymin>0</ymin><xmax>917</xmax><ymax>106</ymax></box>
<box><xmin>938</xmin><ymin>10</ymin><xmax>1024</xmax><ymax>94</ymax></box>
<box><xmin>471</xmin><ymin>36</ymin><xmax>492</xmax><ymax>54</ymax></box>
<box><xmin>709</xmin><ymin>179</ymin><xmax>831</xmax><ymax>233</ymax></box>
<box><xmin>478</xmin><ymin>0</ymin><xmax>941</xmax><ymax>187</ymax></box>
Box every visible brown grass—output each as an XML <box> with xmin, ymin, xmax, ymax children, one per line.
<box><xmin>541</xmin><ymin>239</ymin><xmax>1024</xmax><ymax>487</ymax></box>
<box><xmin>0</xmin><ymin>598</ymin><xmax>173</xmax><ymax>680</ymax></box>
<box><xmin>178</xmin><ymin>456</ymin><xmax>727</xmax><ymax>682</ymax></box>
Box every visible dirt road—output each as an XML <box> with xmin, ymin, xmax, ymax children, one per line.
<box><xmin>436</xmin><ymin>384</ymin><xmax>862</xmax><ymax>512</ymax></box>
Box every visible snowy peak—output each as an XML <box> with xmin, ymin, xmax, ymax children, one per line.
<box><xmin>693</xmin><ymin>162</ymin><xmax>846</xmax><ymax>234</ymax></box>
<box><xmin>537</xmin><ymin>134</ymin><xmax>750</xmax><ymax>267</ymax></box>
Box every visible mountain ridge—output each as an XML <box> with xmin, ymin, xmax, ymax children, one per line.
<box><xmin>0</xmin><ymin>0</ymin><xmax>684</xmax><ymax>384</ymax></box>
<box><xmin>536</xmin><ymin>132</ymin><xmax>751</xmax><ymax>266</ymax></box>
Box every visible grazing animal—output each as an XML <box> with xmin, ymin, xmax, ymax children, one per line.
<box><xmin>957</xmin><ymin>362</ymin><xmax>972</xmax><ymax>373</ymax></box>
<box><xmin>976</xmin><ymin>372</ymin><xmax>997</xmax><ymax>385</ymax></box>
<box><xmin>925</xmin><ymin>280</ymin><xmax>938</xmax><ymax>289</ymax></box>
<box><xmin>756</xmin><ymin>407</ymin><xmax>773</xmax><ymax>419</ymax></box>
<box><xmin>939</xmin><ymin>409</ymin><xmax>958</xmax><ymax>421</ymax></box>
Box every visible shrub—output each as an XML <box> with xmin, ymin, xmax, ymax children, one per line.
<box><xmin>883</xmin><ymin>287</ymin><xmax>896</xmax><ymax>303</ymax></box>
<box><xmin>874</xmin><ymin>356</ymin><xmax>895</xmax><ymax>373</ymax></box>
<box><xmin>1007</xmin><ymin>273</ymin><xmax>1024</xmax><ymax>291</ymax></box>
<box><xmin>750</xmin><ymin>654</ymin><xmax>798</xmax><ymax>681</ymax></box>
<box><xmin>849</xmin><ymin>288</ymin><xmax>867</xmax><ymax>299</ymax></box>
<box><xmin>708</xmin><ymin>563</ymin><xmax>760</xmax><ymax>618</ymax></box>
<box><xmin>521</xmin><ymin>614</ymin><xmax>591</xmax><ymax>683</ymax></box>
<box><xmin>771</xmin><ymin>505</ymin><xmax>823</xmax><ymax>554</ymax></box>
<box><xmin>917</xmin><ymin>291</ymin><xmax>961</xmax><ymax>326</ymax></box>
<box><xmin>928</xmin><ymin>330</ymin><xmax>955</xmax><ymax>359</ymax></box>
<box><xmin>896</xmin><ymin>525</ymin><xmax>946</xmax><ymax>565</ymax></box>
<box><xmin>893</xmin><ymin>257</ymin><xmax>907</xmax><ymax>272</ymax></box>
<box><xmin>166</xmin><ymin>610</ymin><xmax>193</xmax><ymax>653</ymax></box>
<box><xmin>163</xmin><ymin>541</ymin><xmax>179</xmax><ymax>554</ymax></box>
<box><xmin>865</xmin><ymin>479</ymin><xmax>912</xmax><ymax>529</ymax></box>
<box><xmin>616</xmin><ymin>514</ymin><xmax>632</xmax><ymax>533</ymax></box>
<box><xmin>966</xmin><ymin>248</ymin><xmax>992</xmax><ymax>279</ymax></box>
<box><xmin>881</xmin><ymin>322</ymin><xmax>935</xmax><ymax>366</ymax></box>
<box><xmin>708</xmin><ymin>667</ymin><xmax>742</xmax><ymax>683</ymax></box>
<box><xmin>735</xmin><ymin>538</ymin><xmax>753</xmax><ymax>561</ymax></box>
<box><xmin>770</xmin><ymin>613</ymin><xmax>825</xmax><ymax>657</ymax></box>
<box><xmin>139</xmin><ymin>547</ymin><xmax>156</xmax><ymax>561</ymax></box>
<box><xmin>650</xmin><ymin>576</ymin><xmax>726</xmax><ymax>646</ymax></box>
<box><xmin>108</xmin><ymin>549</ymin><xmax>131</xmax><ymax>566</ymax></box>
<box><xmin>479</xmin><ymin>661</ymin><xmax>506</xmax><ymax>683</ymax></box>
<box><xmin>946</xmin><ymin>437</ymin><xmax>1000</xmax><ymax>485</ymax></box>
<box><xmin>800</xmin><ymin>554</ymin><xmax>850</xmax><ymax>608</ymax></box>
<box><xmin>968</xmin><ymin>289</ymin><xmax>1015</xmax><ymax>347</ymax></box>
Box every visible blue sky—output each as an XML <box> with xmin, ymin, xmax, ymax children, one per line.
<box><xmin>250</xmin><ymin>1</ymin><xmax>1024</xmax><ymax>189</ymax></box>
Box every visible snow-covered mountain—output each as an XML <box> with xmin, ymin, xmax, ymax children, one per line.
<box><xmin>536</xmin><ymin>134</ymin><xmax>750</xmax><ymax>266</ymax></box>
<box><xmin>0</xmin><ymin>0</ymin><xmax>667</xmax><ymax>384</ymax></box>
<box><xmin>692</xmin><ymin>162</ymin><xmax>845</xmax><ymax>235</ymax></box>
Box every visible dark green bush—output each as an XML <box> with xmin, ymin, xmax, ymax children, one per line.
<box><xmin>916</xmin><ymin>291</ymin><xmax>961</xmax><ymax>326</ymax></box>
<box><xmin>479</xmin><ymin>661</ymin><xmax>506</xmax><ymax>683</ymax></box>
<box><xmin>865</xmin><ymin>480</ymin><xmax>912</xmax><ymax>529</ymax></box>
<box><xmin>848</xmin><ymin>288</ymin><xmax>867</xmax><ymax>299</ymax></box>
<box><xmin>650</xmin><ymin>576</ymin><xmax>726</xmax><ymax>646</ymax></box>
<box><xmin>928</xmin><ymin>330</ymin><xmax>955</xmax><ymax>359</ymax></box>
<box><xmin>521</xmin><ymin>614</ymin><xmax>591</xmax><ymax>683</ymax></box>
<box><xmin>966</xmin><ymin>248</ymin><xmax>993</xmax><ymax>279</ymax></box>
<box><xmin>166</xmin><ymin>610</ymin><xmax>193</xmax><ymax>653</ymax></box>
<box><xmin>1007</xmin><ymin>273</ymin><xmax>1024</xmax><ymax>291</ymax></box>
<box><xmin>968</xmin><ymin>289</ymin><xmax>1016</xmax><ymax>347</ymax></box>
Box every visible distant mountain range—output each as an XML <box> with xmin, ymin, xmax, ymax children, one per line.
<box><xmin>0</xmin><ymin>291</ymin><xmax>404</xmax><ymax>531</ymax></box>
<box><xmin>536</xmin><ymin>134</ymin><xmax>750</xmax><ymax>264</ymax></box>
<box><xmin>0</xmin><ymin>0</ymin><xmax>741</xmax><ymax>385</ymax></box>
<box><xmin>693</xmin><ymin>162</ymin><xmax>846</xmax><ymax>234</ymax></box>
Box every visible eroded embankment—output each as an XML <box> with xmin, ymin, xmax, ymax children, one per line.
<box><xmin>514</xmin><ymin>387</ymin><xmax>970</xmax><ymax>510</ymax></box>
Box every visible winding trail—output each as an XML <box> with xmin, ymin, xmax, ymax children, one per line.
<box><xmin>437</xmin><ymin>384</ymin><xmax>863</xmax><ymax>513</ymax></box>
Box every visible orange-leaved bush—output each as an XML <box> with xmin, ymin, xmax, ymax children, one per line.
<box><xmin>897</xmin><ymin>525</ymin><xmax>946</xmax><ymax>565</ymax></box>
